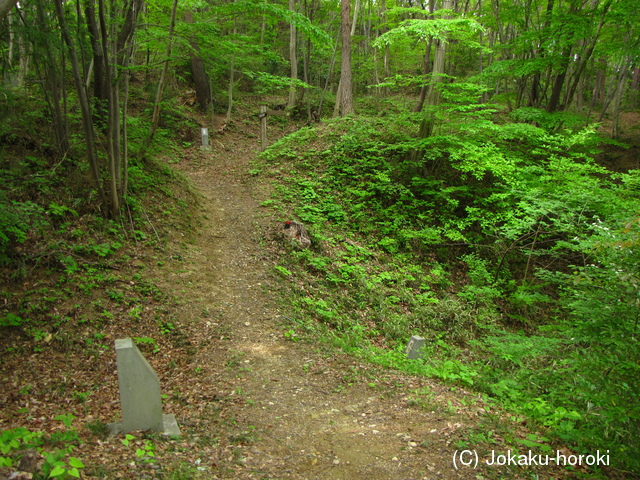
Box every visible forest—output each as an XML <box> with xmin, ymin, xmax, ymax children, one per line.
<box><xmin>1</xmin><ymin>0</ymin><xmax>639</xmax><ymax>477</ymax></box>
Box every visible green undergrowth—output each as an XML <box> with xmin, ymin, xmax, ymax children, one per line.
<box><xmin>0</xmin><ymin>88</ymin><xmax>200</xmax><ymax>337</ymax></box>
<box><xmin>0</xmin><ymin>414</ymin><xmax>84</xmax><ymax>479</ymax></box>
<box><xmin>0</xmin><ymin>95</ymin><xmax>202</xmax><ymax>474</ymax></box>
<box><xmin>257</xmin><ymin>104</ymin><xmax>640</xmax><ymax>476</ymax></box>
<box><xmin>0</xmin><ymin>149</ymin><xmax>197</xmax><ymax>345</ymax></box>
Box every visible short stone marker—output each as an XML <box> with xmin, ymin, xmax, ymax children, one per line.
<box><xmin>406</xmin><ymin>335</ymin><xmax>426</xmax><ymax>360</ymax></box>
<box><xmin>108</xmin><ymin>338</ymin><xmax>181</xmax><ymax>436</ymax></box>
<box><xmin>200</xmin><ymin>127</ymin><xmax>212</xmax><ymax>151</ymax></box>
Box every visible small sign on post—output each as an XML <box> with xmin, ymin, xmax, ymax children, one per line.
<box><xmin>260</xmin><ymin>105</ymin><xmax>268</xmax><ymax>152</ymax></box>
<box><xmin>406</xmin><ymin>335</ymin><xmax>426</xmax><ymax>360</ymax></box>
<box><xmin>200</xmin><ymin>127</ymin><xmax>211</xmax><ymax>151</ymax></box>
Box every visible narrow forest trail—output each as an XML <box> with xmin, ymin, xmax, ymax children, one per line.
<box><xmin>151</xmin><ymin>117</ymin><xmax>564</xmax><ymax>480</ymax></box>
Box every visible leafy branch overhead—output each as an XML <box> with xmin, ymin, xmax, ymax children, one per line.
<box><xmin>375</xmin><ymin>18</ymin><xmax>486</xmax><ymax>49</ymax></box>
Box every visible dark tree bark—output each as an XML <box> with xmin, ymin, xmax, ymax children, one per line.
<box><xmin>287</xmin><ymin>0</ymin><xmax>298</xmax><ymax>110</ymax></box>
<box><xmin>185</xmin><ymin>11</ymin><xmax>211</xmax><ymax>111</ymax></box>
<box><xmin>0</xmin><ymin>0</ymin><xmax>16</xmax><ymax>23</ymax></box>
<box><xmin>546</xmin><ymin>48</ymin><xmax>571</xmax><ymax>113</ymax></box>
<box><xmin>84</xmin><ymin>1</ymin><xmax>107</xmax><ymax>118</ymax></box>
<box><xmin>33</xmin><ymin>0</ymin><xmax>69</xmax><ymax>154</ymax></box>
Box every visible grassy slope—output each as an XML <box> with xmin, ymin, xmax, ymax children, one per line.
<box><xmin>0</xmin><ymin>95</ymin><xmax>205</xmax><ymax>476</ymax></box>
<box><xmin>1</xmin><ymin>91</ymin><xmax>639</xmax><ymax>477</ymax></box>
<box><xmin>256</xmin><ymin>106</ymin><xmax>640</xmax><ymax>477</ymax></box>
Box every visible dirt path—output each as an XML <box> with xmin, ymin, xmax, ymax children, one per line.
<box><xmin>151</xmin><ymin>124</ymin><xmax>480</xmax><ymax>479</ymax></box>
<box><xmin>153</xmin><ymin>121</ymin><xmax>559</xmax><ymax>480</ymax></box>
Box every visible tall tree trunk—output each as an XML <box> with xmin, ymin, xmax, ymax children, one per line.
<box><xmin>318</xmin><ymin>32</ymin><xmax>340</xmax><ymax>118</ymax></box>
<box><xmin>54</xmin><ymin>0</ymin><xmax>106</xmax><ymax>208</ymax></box>
<box><xmin>419</xmin><ymin>0</ymin><xmax>453</xmax><ymax>137</ymax></box>
<box><xmin>226</xmin><ymin>54</ymin><xmax>235</xmax><ymax>123</ymax></box>
<box><xmin>414</xmin><ymin>0</ymin><xmax>436</xmax><ymax>113</ymax></box>
<box><xmin>146</xmin><ymin>0</ymin><xmax>179</xmax><ymax>147</ymax></box>
<box><xmin>546</xmin><ymin>48</ymin><xmax>571</xmax><ymax>113</ymax></box>
<box><xmin>226</xmin><ymin>22</ymin><xmax>237</xmax><ymax>123</ymax></box>
<box><xmin>121</xmin><ymin>39</ymin><xmax>133</xmax><ymax>198</ymax></box>
<box><xmin>287</xmin><ymin>0</ymin><xmax>298</xmax><ymax>110</ymax></box>
<box><xmin>98</xmin><ymin>0</ymin><xmax>121</xmax><ymax>215</ymax></box>
<box><xmin>185</xmin><ymin>11</ymin><xmax>211</xmax><ymax>111</ymax></box>
<box><xmin>84</xmin><ymin>1</ymin><xmax>107</xmax><ymax>120</ymax></box>
<box><xmin>412</xmin><ymin>0</ymin><xmax>454</xmax><ymax>163</ymax></box>
<box><xmin>561</xmin><ymin>0</ymin><xmax>613</xmax><ymax>110</ymax></box>
<box><xmin>598</xmin><ymin>59</ymin><xmax>629</xmax><ymax>135</ymax></box>
<box><xmin>336</xmin><ymin>0</ymin><xmax>354</xmax><ymax>116</ymax></box>
<box><xmin>34</xmin><ymin>0</ymin><xmax>69</xmax><ymax>154</ymax></box>
<box><xmin>610</xmin><ymin>71</ymin><xmax>626</xmax><ymax>139</ymax></box>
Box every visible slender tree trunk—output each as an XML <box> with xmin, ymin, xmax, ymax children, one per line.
<box><xmin>84</xmin><ymin>1</ymin><xmax>107</xmax><ymax>120</ymax></box>
<box><xmin>260</xmin><ymin>0</ymin><xmax>266</xmax><ymax>44</ymax></box>
<box><xmin>34</xmin><ymin>0</ymin><xmax>69</xmax><ymax>154</ymax></box>
<box><xmin>610</xmin><ymin>74</ymin><xmax>625</xmax><ymax>139</ymax></box>
<box><xmin>303</xmin><ymin>34</ymin><xmax>312</xmax><ymax>120</ymax></box>
<box><xmin>546</xmin><ymin>48</ymin><xmax>571</xmax><ymax>113</ymax></box>
<box><xmin>122</xmin><ymin>42</ymin><xmax>132</xmax><ymax>198</ymax></box>
<box><xmin>185</xmin><ymin>11</ymin><xmax>211</xmax><ymax>111</ymax></box>
<box><xmin>415</xmin><ymin>44</ymin><xmax>431</xmax><ymax>112</ymax></box>
<box><xmin>147</xmin><ymin>0</ymin><xmax>179</xmax><ymax>147</ymax></box>
<box><xmin>586</xmin><ymin>58</ymin><xmax>607</xmax><ymax>123</ymax></box>
<box><xmin>54</xmin><ymin>0</ymin><xmax>106</xmax><ymax>207</ymax></box>
<box><xmin>226</xmin><ymin>28</ymin><xmax>236</xmax><ymax>124</ymax></box>
<box><xmin>226</xmin><ymin>61</ymin><xmax>235</xmax><ymax>123</ymax></box>
<box><xmin>336</xmin><ymin>0</ymin><xmax>354</xmax><ymax>116</ymax></box>
<box><xmin>593</xmin><ymin>58</ymin><xmax>607</xmax><ymax>105</ymax></box>
<box><xmin>419</xmin><ymin>0</ymin><xmax>453</xmax><ymax>137</ymax></box>
<box><xmin>318</xmin><ymin>32</ymin><xmax>340</xmax><ymax>118</ymax></box>
<box><xmin>414</xmin><ymin>0</ymin><xmax>435</xmax><ymax>112</ymax></box>
<box><xmin>287</xmin><ymin>0</ymin><xmax>298</xmax><ymax>110</ymax></box>
<box><xmin>333</xmin><ymin>79</ymin><xmax>342</xmax><ymax>117</ymax></box>
<box><xmin>598</xmin><ymin>59</ymin><xmax>629</xmax><ymax>136</ymax></box>
<box><xmin>98</xmin><ymin>0</ymin><xmax>121</xmax><ymax>215</ymax></box>
<box><xmin>562</xmin><ymin>0</ymin><xmax>612</xmax><ymax>110</ymax></box>
<box><xmin>412</xmin><ymin>0</ymin><xmax>453</xmax><ymax>162</ymax></box>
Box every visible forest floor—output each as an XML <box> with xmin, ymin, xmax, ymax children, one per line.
<box><xmin>153</xmin><ymin>118</ymin><xmax>488</xmax><ymax>480</ymax></box>
<box><xmin>0</xmin><ymin>105</ymin><xmax>598</xmax><ymax>480</ymax></box>
<box><xmin>122</xmin><ymin>109</ymin><xmax>573</xmax><ymax>480</ymax></box>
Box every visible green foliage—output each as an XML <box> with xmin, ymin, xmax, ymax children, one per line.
<box><xmin>375</xmin><ymin>17</ymin><xmax>486</xmax><ymax>50</ymax></box>
<box><xmin>0</xmin><ymin>191</ymin><xmax>48</xmax><ymax>265</ymax></box>
<box><xmin>0</xmin><ymin>416</ymin><xmax>84</xmax><ymax>479</ymax></box>
<box><xmin>0</xmin><ymin>313</ymin><xmax>26</xmax><ymax>327</ymax></box>
<box><xmin>134</xmin><ymin>336</ymin><xmax>160</xmax><ymax>354</ymax></box>
<box><xmin>243</xmin><ymin>72</ymin><xmax>313</xmax><ymax>95</ymax></box>
<box><xmin>261</xmin><ymin>106</ymin><xmax>640</xmax><ymax>473</ymax></box>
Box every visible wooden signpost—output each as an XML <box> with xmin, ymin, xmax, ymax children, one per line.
<box><xmin>259</xmin><ymin>106</ymin><xmax>288</xmax><ymax>152</ymax></box>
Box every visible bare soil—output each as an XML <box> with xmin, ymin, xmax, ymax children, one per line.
<box><xmin>163</xmin><ymin>133</ymin><xmax>481</xmax><ymax>480</ymax></box>
<box><xmin>135</xmin><ymin>113</ymin><xmax>573</xmax><ymax>480</ymax></box>
<box><xmin>0</xmin><ymin>108</ymin><xmax>591</xmax><ymax>480</ymax></box>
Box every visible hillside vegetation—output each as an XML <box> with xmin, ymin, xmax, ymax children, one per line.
<box><xmin>2</xmin><ymin>0</ymin><xmax>640</xmax><ymax>476</ymax></box>
<box><xmin>257</xmin><ymin>99</ymin><xmax>640</xmax><ymax>475</ymax></box>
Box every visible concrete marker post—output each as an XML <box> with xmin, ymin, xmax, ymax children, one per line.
<box><xmin>108</xmin><ymin>338</ymin><xmax>181</xmax><ymax>436</ymax></box>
